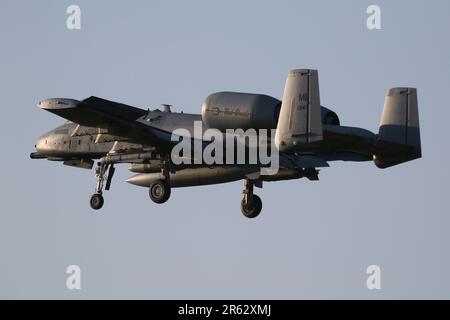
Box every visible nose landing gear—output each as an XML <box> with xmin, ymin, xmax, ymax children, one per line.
<box><xmin>90</xmin><ymin>193</ymin><xmax>104</xmax><ymax>210</ymax></box>
<box><xmin>90</xmin><ymin>161</ymin><xmax>115</xmax><ymax>210</ymax></box>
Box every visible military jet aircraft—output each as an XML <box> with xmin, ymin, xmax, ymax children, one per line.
<box><xmin>30</xmin><ymin>69</ymin><xmax>421</xmax><ymax>218</ymax></box>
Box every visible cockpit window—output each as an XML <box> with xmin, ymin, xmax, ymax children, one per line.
<box><xmin>146</xmin><ymin>115</ymin><xmax>162</xmax><ymax>122</ymax></box>
<box><xmin>54</xmin><ymin>128</ymin><xmax>69</xmax><ymax>134</ymax></box>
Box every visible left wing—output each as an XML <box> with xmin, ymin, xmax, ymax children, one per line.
<box><xmin>38</xmin><ymin>97</ymin><xmax>167</xmax><ymax>147</ymax></box>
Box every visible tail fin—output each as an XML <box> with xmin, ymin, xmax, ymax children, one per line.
<box><xmin>275</xmin><ymin>69</ymin><xmax>323</xmax><ymax>153</ymax></box>
<box><xmin>374</xmin><ymin>87</ymin><xmax>421</xmax><ymax>168</ymax></box>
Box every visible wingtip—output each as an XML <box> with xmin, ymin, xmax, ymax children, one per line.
<box><xmin>37</xmin><ymin>98</ymin><xmax>80</xmax><ymax>110</ymax></box>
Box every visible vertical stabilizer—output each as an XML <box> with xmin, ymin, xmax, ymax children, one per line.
<box><xmin>374</xmin><ymin>88</ymin><xmax>421</xmax><ymax>168</ymax></box>
<box><xmin>275</xmin><ymin>69</ymin><xmax>323</xmax><ymax>153</ymax></box>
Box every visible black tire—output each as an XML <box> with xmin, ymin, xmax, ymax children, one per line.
<box><xmin>149</xmin><ymin>180</ymin><xmax>171</xmax><ymax>204</ymax></box>
<box><xmin>241</xmin><ymin>194</ymin><xmax>262</xmax><ymax>218</ymax></box>
<box><xmin>90</xmin><ymin>193</ymin><xmax>104</xmax><ymax>210</ymax></box>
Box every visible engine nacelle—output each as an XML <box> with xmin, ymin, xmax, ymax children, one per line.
<box><xmin>201</xmin><ymin>91</ymin><xmax>340</xmax><ymax>131</ymax></box>
<box><xmin>201</xmin><ymin>92</ymin><xmax>281</xmax><ymax>131</ymax></box>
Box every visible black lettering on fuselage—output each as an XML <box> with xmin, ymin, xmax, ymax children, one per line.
<box><xmin>207</xmin><ymin>106</ymin><xmax>250</xmax><ymax>117</ymax></box>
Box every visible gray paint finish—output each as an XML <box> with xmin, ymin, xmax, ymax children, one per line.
<box><xmin>1</xmin><ymin>0</ymin><xmax>449</xmax><ymax>299</ymax></box>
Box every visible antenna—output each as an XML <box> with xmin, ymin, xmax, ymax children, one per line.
<box><xmin>161</xmin><ymin>104</ymin><xmax>172</xmax><ymax>112</ymax></box>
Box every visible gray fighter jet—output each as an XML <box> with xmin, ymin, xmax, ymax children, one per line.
<box><xmin>30</xmin><ymin>69</ymin><xmax>421</xmax><ymax>218</ymax></box>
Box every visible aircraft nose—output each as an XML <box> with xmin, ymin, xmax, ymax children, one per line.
<box><xmin>35</xmin><ymin>134</ymin><xmax>48</xmax><ymax>153</ymax></box>
<box><xmin>30</xmin><ymin>134</ymin><xmax>50</xmax><ymax>159</ymax></box>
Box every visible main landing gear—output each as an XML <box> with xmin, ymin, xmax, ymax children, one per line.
<box><xmin>149</xmin><ymin>180</ymin><xmax>171</xmax><ymax>204</ymax></box>
<box><xmin>148</xmin><ymin>159</ymin><xmax>172</xmax><ymax>204</ymax></box>
<box><xmin>241</xmin><ymin>179</ymin><xmax>262</xmax><ymax>218</ymax></box>
<box><xmin>88</xmin><ymin>156</ymin><xmax>262</xmax><ymax>217</ymax></box>
<box><xmin>90</xmin><ymin>161</ymin><xmax>115</xmax><ymax>210</ymax></box>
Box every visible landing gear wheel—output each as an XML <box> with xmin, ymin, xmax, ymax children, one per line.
<box><xmin>241</xmin><ymin>194</ymin><xmax>262</xmax><ymax>218</ymax></box>
<box><xmin>149</xmin><ymin>180</ymin><xmax>171</xmax><ymax>204</ymax></box>
<box><xmin>90</xmin><ymin>193</ymin><xmax>104</xmax><ymax>210</ymax></box>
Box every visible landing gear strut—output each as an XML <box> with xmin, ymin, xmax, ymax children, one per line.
<box><xmin>241</xmin><ymin>179</ymin><xmax>262</xmax><ymax>218</ymax></box>
<box><xmin>90</xmin><ymin>161</ymin><xmax>115</xmax><ymax>210</ymax></box>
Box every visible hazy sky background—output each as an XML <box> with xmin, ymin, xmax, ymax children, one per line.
<box><xmin>1</xmin><ymin>0</ymin><xmax>449</xmax><ymax>299</ymax></box>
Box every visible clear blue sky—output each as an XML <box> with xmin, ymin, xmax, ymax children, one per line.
<box><xmin>1</xmin><ymin>0</ymin><xmax>449</xmax><ymax>298</ymax></box>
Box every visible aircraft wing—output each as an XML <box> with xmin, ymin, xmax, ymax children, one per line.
<box><xmin>38</xmin><ymin>97</ymin><xmax>168</xmax><ymax>147</ymax></box>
